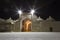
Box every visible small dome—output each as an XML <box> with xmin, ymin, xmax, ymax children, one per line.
<box><xmin>46</xmin><ymin>16</ymin><xmax>54</xmax><ymax>21</ymax></box>
<box><xmin>36</xmin><ymin>17</ymin><xmax>43</xmax><ymax>21</ymax></box>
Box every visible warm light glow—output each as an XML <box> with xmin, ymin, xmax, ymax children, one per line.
<box><xmin>24</xmin><ymin>20</ymin><xmax>31</xmax><ymax>32</ymax></box>
<box><xmin>25</xmin><ymin>20</ymin><xmax>31</xmax><ymax>32</ymax></box>
<box><xmin>18</xmin><ymin>10</ymin><xmax>22</xmax><ymax>15</ymax></box>
<box><xmin>30</xmin><ymin>9</ymin><xmax>35</xmax><ymax>16</ymax></box>
<box><xmin>22</xmin><ymin>19</ymin><xmax>32</xmax><ymax>32</ymax></box>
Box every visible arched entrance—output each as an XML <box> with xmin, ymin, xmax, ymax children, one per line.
<box><xmin>21</xmin><ymin>18</ymin><xmax>32</xmax><ymax>32</ymax></box>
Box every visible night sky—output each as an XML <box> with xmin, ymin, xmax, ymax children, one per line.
<box><xmin>0</xmin><ymin>0</ymin><xmax>57</xmax><ymax>20</ymax></box>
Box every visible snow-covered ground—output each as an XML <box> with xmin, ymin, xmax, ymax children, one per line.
<box><xmin>0</xmin><ymin>32</ymin><xmax>60</xmax><ymax>40</ymax></box>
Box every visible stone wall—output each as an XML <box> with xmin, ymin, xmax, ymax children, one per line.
<box><xmin>32</xmin><ymin>21</ymin><xmax>60</xmax><ymax>32</ymax></box>
<box><xmin>0</xmin><ymin>21</ymin><xmax>60</xmax><ymax>32</ymax></box>
<box><xmin>0</xmin><ymin>24</ymin><xmax>11</xmax><ymax>32</ymax></box>
<box><xmin>11</xmin><ymin>21</ymin><xmax>20</xmax><ymax>32</ymax></box>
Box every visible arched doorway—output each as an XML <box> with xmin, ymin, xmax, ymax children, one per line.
<box><xmin>21</xmin><ymin>18</ymin><xmax>32</xmax><ymax>32</ymax></box>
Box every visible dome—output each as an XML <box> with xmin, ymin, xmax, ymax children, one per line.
<box><xmin>36</xmin><ymin>17</ymin><xmax>43</xmax><ymax>21</ymax></box>
<box><xmin>46</xmin><ymin>16</ymin><xmax>54</xmax><ymax>21</ymax></box>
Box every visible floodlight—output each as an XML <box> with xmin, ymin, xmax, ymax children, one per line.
<box><xmin>30</xmin><ymin>9</ymin><xmax>35</xmax><ymax>15</ymax></box>
<box><xmin>18</xmin><ymin>10</ymin><xmax>22</xmax><ymax>15</ymax></box>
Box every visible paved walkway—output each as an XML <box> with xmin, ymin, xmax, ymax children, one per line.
<box><xmin>0</xmin><ymin>32</ymin><xmax>60</xmax><ymax>40</ymax></box>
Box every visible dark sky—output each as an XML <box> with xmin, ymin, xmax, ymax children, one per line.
<box><xmin>0</xmin><ymin>0</ymin><xmax>57</xmax><ymax>20</ymax></box>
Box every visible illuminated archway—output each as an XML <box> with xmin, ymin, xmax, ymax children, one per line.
<box><xmin>21</xmin><ymin>18</ymin><xmax>32</xmax><ymax>32</ymax></box>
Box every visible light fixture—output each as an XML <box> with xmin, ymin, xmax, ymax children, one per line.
<box><xmin>30</xmin><ymin>9</ymin><xmax>35</xmax><ymax>16</ymax></box>
<box><xmin>18</xmin><ymin>10</ymin><xmax>22</xmax><ymax>15</ymax></box>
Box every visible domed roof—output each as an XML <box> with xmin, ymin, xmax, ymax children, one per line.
<box><xmin>36</xmin><ymin>17</ymin><xmax>43</xmax><ymax>21</ymax></box>
<box><xmin>46</xmin><ymin>16</ymin><xmax>54</xmax><ymax>21</ymax></box>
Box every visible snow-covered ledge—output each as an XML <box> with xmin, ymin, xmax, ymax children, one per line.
<box><xmin>0</xmin><ymin>32</ymin><xmax>60</xmax><ymax>40</ymax></box>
